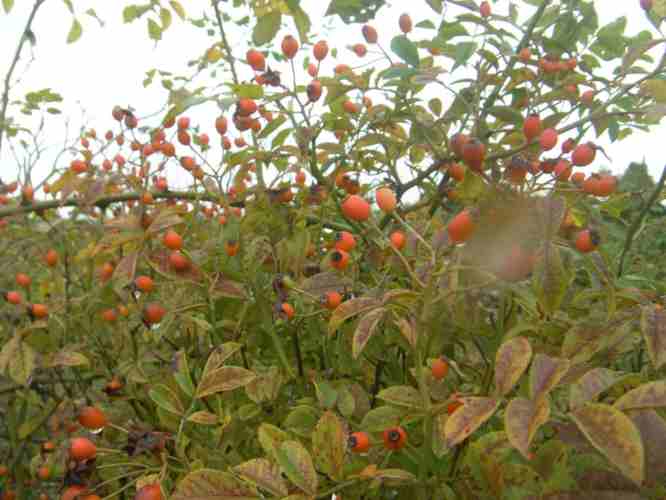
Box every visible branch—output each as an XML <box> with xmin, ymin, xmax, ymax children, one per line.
<box><xmin>0</xmin><ymin>0</ymin><xmax>47</xmax><ymax>158</ymax></box>
<box><xmin>617</xmin><ymin>165</ymin><xmax>666</xmax><ymax>277</ymax></box>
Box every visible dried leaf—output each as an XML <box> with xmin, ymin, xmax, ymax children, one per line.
<box><xmin>443</xmin><ymin>397</ymin><xmax>499</xmax><ymax>447</ymax></box>
<box><xmin>505</xmin><ymin>397</ymin><xmax>550</xmax><ymax>459</ymax></box>
<box><xmin>494</xmin><ymin>336</ymin><xmax>532</xmax><ymax>396</ymax></box>
<box><xmin>640</xmin><ymin>305</ymin><xmax>666</xmax><ymax>370</ymax></box>
<box><xmin>202</xmin><ymin>343</ymin><xmax>242</xmax><ymax>376</ymax></box>
<box><xmin>187</xmin><ymin>411</ymin><xmax>219</xmax><ymax>425</ymax></box>
<box><xmin>311</xmin><ymin>411</ymin><xmax>345</xmax><ymax>480</ymax></box>
<box><xmin>533</xmin><ymin>242</ymin><xmax>568</xmax><ymax>315</ymax></box>
<box><xmin>630</xmin><ymin>410</ymin><xmax>666</xmax><ymax>484</ymax></box>
<box><xmin>395</xmin><ymin>316</ymin><xmax>417</xmax><ymax>348</ymax></box>
<box><xmin>529</xmin><ymin>353</ymin><xmax>570</xmax><ymax>402</ymax></box>
<box><xmin>0</xmin><ymin>336</ymin><xmax>36</xmax><ymax>386</ymax></box>
<box><xmin>196</xmin><ymin>367</ymin><xmax>256</xmax><ymax>398</ymax></box>
<box><xmin>352</xmin><ymin>307</ymin><xmax>386</xmax><ymax>359</ymax></box>
<box><xmin>45</xmin><ymin>351</ymin><xmax>89</xmax><ymax>367</ymax></box>
<box><xmin>571</xmin><ymin>403</ymin><xmax>644</xmax><ymax>485</ymax></box>
<box><xmin>233</xmin><ymin>459</ymin><xmax>288</xmax><ymax>497</ymax></box>
<box><xmin>171</xmin><ymin>469</ymin><xmax>259</xmax><ymax>499</ymax></box>
<box><xmin>328</xmin><ymin>296</ymin><xmax>382</xmax><ymax>335</ymax></box>
<box><xmin>302</xmin><ymin>271</ymin><xmax>353</xmax><ymax>296</ymax></box>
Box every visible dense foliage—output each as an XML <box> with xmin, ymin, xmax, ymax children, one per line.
<box><xmin>1</xmin><ymin>1</ymin><xmax>666</xmax><ymax>499</ymax></box>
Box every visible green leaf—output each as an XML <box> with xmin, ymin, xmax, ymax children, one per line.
<box><xmin>452</xmin><ymin>42</ymin><xmax>477</xmax><ymax>70</ymax></box>
<box><xmin>148</xmin><ymin>18</ymin><xmax>162</xmax><ymax>41</ymax></box>
<box><xmin>148</xmin><ymin>384</ymin><xmax>184</xmax><ymax>416</ymax></box>
<box><xmin>311</xmin><ymin>411</ymin><xmax>345</xmax><ymax>480</ymax></box>
<box><xmin>352</xmin><ymin>307</ymin><xmax>386</xmax><ymax>359</ymax></box>
<box><xmin>2</xmin><ymin>0</ymin><xmax>13</xmax><ymax>13</ymax></box>
<box><xmin>172</xmin><ymin>350</ymin><xmax>195</xmax><ymax>397</ymax></box>
<box><xmin>0</xmin><ymin>336</ymin><xmax>36</xmax><ymax>386</ymax></box>
<box><xmin>426</xmin><ymin>0</ymin><xmax>443</xmax><ymax>13</ymax></box>
<box><xmin>274</xmin><ymin>441</ymin><xmax>318</xmax><ymax>496</ymax></box>
<box><xmin>571</xmin><ymin>403</ymin><xmax>644</xmax><ymax>484</ymax></box>
<box><xmin>288</xmin><ymin>3</ymin><xmax>311</xmax><ymax>44</ymax></box>
<box><xmin>233</xmin><ymin>459</ymin><xmax>288</xmax><ymax>498</ymax></box>
<box><xmin>160</xmin><ymin>7</ymin><xmax>172</xmax><ymax>30</ymax></box>
<box><xmin>361</xmin><ymin>405</ymin><xmax>405</xmax><ymax>432</ymax></box>
<box><xmin>230</xmin><ymin>84</ymin><xmax>264</xmax><ymax>99</ymax></box>
<box><xmin>533</xmin><ymin>242</ymin><xmax>568</xmax><ymax>315</ymax></box>
<box><xmin>61</xmin><ymin>0</ymin><xmax>73</xmax><ymax>13</ymax></box>
<box><xmin>494</xmin><ymin>336</ymin><xmax>532</xmax><ymax>397</ymax></box>
<box><xmin>488</xmin><ymin>106</ymin><xmax>523</xmax><ymax>126</ymax></box>
<box><xmin>66</xmin><ymin>18</ymin><xmax>83</xmax><ymax>44</ymax></box>
<box><xmin>252</xmin><ymin>11</ymin><xmax>281</xmax><ymax>46</ymax></box>
<box><xmin>390</xmin><ymin>35</ymin><xmax>420</xmax><ymax>68</ymax></box>
<box><xmin>172</xmin><ymin>469</ymin><xmax>259</xmax><ymax>500</ymax></box>
<box><xmin>377</xmin><ymin>385</ymin><xmax>423</xmax><ymax>409</ymax></box>
<box><xmin>169</xmin><ymin>0</ymin><xmax>185</xmax><ymax>19</ymax></box>
<box><xmin>258</xmin><ymin>114</ymin><xmax>286</xmax><ymax>139</ymax></box>
<box><xmin>443</xmin><ymin>397</ymin><xmax>500</xmax><ymax>447</ymax></box>
<box><xmin>505</xmin><ymin>397</ymin><xmax>550</xmax><ymax>459</ymax></box>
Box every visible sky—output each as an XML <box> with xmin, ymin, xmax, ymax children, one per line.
<box><xmin>0</xmin><ymin>0</ymin><xmax>664</xmax><ymax>190</ymax></box>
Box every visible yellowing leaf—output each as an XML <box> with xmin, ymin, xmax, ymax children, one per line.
<box><xmin>569</xmin><ymin>368</ymin><xmax>623</xmax><ymax>411</ymax></box>
<box><xmin>571</xmin><ymin>403</ymin><xmax>644</xmax><ymax>485</ymax></box>
<box><xmin>171</xmin><ymin>469</ymin><xmax>259</xmax><ymax>499</ymax></box>
<box><xmin>505</xmin><ymin>397</ymin><xmax>550</xmax><ymax>459</ymax></box>
<box><xmin>494</xmin><ymin>336</ymin><xmax>532</xmax><ymax>396</ymax></box>
<box><xmin>187</xmin><ymin>411</ymin><xmax>219</xmax><ymax>425</ymax></box>
<box><xmin>377</xmin><ymin>385</ymin><xmax>423</xmax><ymax>409</ymax></box>
<box><xmin>195</xmin><ymin>366</ymin><xmax>256</xmax><ymax>398</ymax></box>
<box><xmin>443</xmin><ymin>397</ymin><xmax>499</xmax><ymax>447</ymax></box>
<box><xmin>66</xmin><ymin>18</ymin><xmax>82</xmax><ymax>43</ymax></box>
<box><xmin>529</xmin><ymin>353</ymin><xmax>570</xmax><ymax>402</ymax></box>
<box><xmin>169</xmin><ymin>0</ymin><xmax>186</xmax><ymax>19</ymax></box>
<box><xmin>640</xmin><ymin>305</ymin><xmax>666</xmax><ymax>370</ymax></box>
<box><xmin>233</xmin><ymin>459</ymin><xmax>288</xmax><ymax>497</ymax></box>
<box><xmin>311</xmin><ymin>411</ymin><xmax>345</xmax><ymax>480</ymax></box>
<box><xmin>615</xmin><ymin>381</ymin><xmax>666</xmax><ymax>411</ymax></box>
<box><xmin>275</xmin><ymin>441</ymin><xmax>318</xmax><ymax>496</ymax></box>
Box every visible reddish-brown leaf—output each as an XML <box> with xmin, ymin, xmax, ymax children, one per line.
<box><xmin>505</xmin><ymin>397</ymin><xmax>550</xmax><ymax>459</ymax></box>
<box><xmin>494</xmin><ymin>336</ymin><xmax>532</xmax><ymax>396</ymax></box>
<box><xmin>443</xmin><ymin>397</ymin><xmax>499</xmax><ymax>447</ymax></box>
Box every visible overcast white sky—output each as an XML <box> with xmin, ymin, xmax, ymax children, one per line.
<box><xmin>1</xmin><ymin>0</ymin><xmax>664</xmax><ymax>189</ymax></box>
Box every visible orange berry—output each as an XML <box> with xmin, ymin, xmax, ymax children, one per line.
<box><xmin>246</xmin><ymin>49</ymin><xmax>266</xmax><ymax>71</ymax></box>
<box><xmin>78</xmin><ymin>406</ymin><xmax>108</xmax><ymax>430</ymax></box>
<box><xmin>313</xmin><ymin>40</ymin><xmax>329</xmax><ymax>61</ymax></box>
<box><xmin>238</xmin><ymin>98</ymin><xmax>257</xmax><ymax>116</ymax></box>
<box><xmin>69</xmin><ymin>437</ymin><xmax>96</xmax><ymax>461</ymax></box>
<box><xmin>37</xmin><ymin>466</ymin><xmax>50</xmax><ymax>480</ymax></box>
<box><xmin>431</xmin><ymin>358</ymin><xmax>449</xmax><ymax>380</ymax></box>
<box><xmin>225</xmin><ymin>240</ymin><xmax>240</xmax><ymax>257</ymax></box>
<box><xmin>307</xmin><ymin>80</ymin><xmax>322</xmax><ymax>102</ymax></box>
<box><xmin>168</xmin><ymin>251</ymin><xmax>190</xmax><ymax>272</ymax></box>
<box><xmin>480</xmin><ymin>1</ymin><xmax>491</xmax><ymax>17</ymax></box>
<box><xmin>280</xmin><ymin>302</ymin><xmax>295</xmax><ymax>320</ymax></box>
<box><xmin>571</xmin><ymin>143</ymin><xmax>596</xmax><ymax>166</ymax></box>
<box><xmin>523</xmin><ymin>114</ymin><xmax>542</xmax><ymax>142</ymax></box>
<box><xmin>163</xmin><ymin>230</ymin><xmax>183</xmax><ymax>250</ymax></box>
<box><xmin>62</xmin><ymin>486</ymin><xmax>88</xmax><ymax>500</ymax></box>
<box><xmin>215</xmin><ymin>116</ymin><xmax>228</xmax><ymax>135</ymax></box>
<box><xmin>281</xmin><ymin>35</ymin><xmax>299</xmax><ymax>59</ymax></box>
<box><xmin>177</xmin><ymin>116</ymin><xmax>190</xmax><ymax>130</ymax></box>
<box><xmin>352</xmin><ymin>43</ymin><xmax>367</xmax><ymax>57</ymax></box>
<box><xmin>330</xmin><ymin>249</ymin><xmax>350</xmax><ymax>270</ymax></box>
<box><xmin>135</xmin><ymin>275</ymin><xmax>154</xmax><ymax>293</ymax></box>
<box><xmin>375</xmin><ymin>187</ymin><xmax>397</xmax><ymax>213</ymax></box>
<box><xmin>461</xmin><ymin>139</ymin><xmax>486</xmax><ymax>171</ymax></box>
<box><xmin>518</xmin><ymin>47</ymin><xmax>531</xmax><ymax>63</ymax></box>
<box><xmin>343</xmin><ymin>100</ymin><xmax>360</xmax><ymax>114</ymax></box>
<box><xmin>348</xmin><ymin>432</ymin><xmax>370</xmax><ymax>453</ymax></box>
<box><xmin>341</xmin><ymin>195</ymin><xmax>371</xmax><ymax>221</ymax></box>
<box><xmin>101</xmin><ymin>308</ymin><xmax>118</xmax><ymax>323</ymax></box>
<box><xmin>361</xmin><ymin>24</ymin><xmax>378</xmax><ymax>44</ymax></box>
<box><xmin>334</xmin><ymin>231</ymin><xmax>356</xmax><ymax>252</ymax></box>
<box><xmin>447</xmin><ymin>400</ymin><xmax>463</xmax><ymax>415</ymax></box>
<box><xmin>539</xmin><ymin>128</ymin><xmax>558</xmax><ymax>151</ymax></box>
<box><xmin>29</xmin><ymin>303</ymin><xmax>49</xmax><ymax>319</ymax></box>
<box><xmin>383</xmin><ymin>427</ymin><xmax>407</xmax><ymax>450</ymax></box>
<box><xmin>322</xmin><ymin>291</ymin><xmax>342</xmax><ymax>310</ymax></box>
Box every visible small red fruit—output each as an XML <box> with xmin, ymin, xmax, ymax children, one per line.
<box><xmin>169</xmin><ymin>251</ymin><xmax>190</xmax><ymax>271</ymax></box>
<box><xmin>143</xmin><ymin>303</ymin><xmax>166</xmax><ymax>325</ymax></box>
<box><xmin>238</xmin><ymin>98</ymin><xmax>257</xmax><ymax>116</ymax></box>
<box><xmin>383</xmin><ymin>427</ymin><xmax>407</xmax><ymax>450</ymax></box>
<box><xmin>215</xmin><ymin>116</ymin><xmax>228</xmax><ymax>135</ymax></box>
<box><xmin>330</xmin><ymin>249</ymin><xmax>350</xmax><ymax>271</ymax></box>
<box><xmin>16</xmin><ymin>273</ymin><xmax>32</xmax><ymax>288</ymax></box>
<box><xmin>448</xmin><ymin>162</ymin><xmax>465</xmax><ymax>182</ymax></box>
<box><xmin>225</xmin><ymin>240</ymin><xmax>240</xmax><ymax>257</ymax></box>
<box><xmin>69</xmin><ymin>437</ymin><xmax>96</xmax><ymax>461</ymax></box>
<box><xmin>307</xmin><ymin>80</ymin><xmax>322</xmax><ymax>102</ymax></box>
<box><xmin>177</xmin><ymin>116</ymin><xmax>190</xmax><ymax>130</ymax></box>
<box><xmin>349</xmin><ymin>432</ymin><xmax>370</xmax><ymax>453</ymax></box>
<box><xmin>341</xmin><ymin>195</ymin><xmax>371</xmax><ymax>221</ymax></box>
<box><xmin>462</xmin><ymin>139</ymin><xmax>486</xmax><ymax>171</ymax></box>
<box><xmin>523</xmin><ymin>114</ymin><xmax>542</xmax><ymax>142</ymax></box>
<box><xmin>135</xmin><ymin>484</ymin><xmax>164</xmax><ymax>500</ymax></box>
<box><xmin>398</xmin><ymin>13</ymin><xmax>412</xmax><ymax>34</ymax></box>
<box><xmin>641</xmin><ymin>0</ymin><xmax>653</xmax><ymax>10</ymax></box>
<box><xmin>352</xmin><ymin>43</ymin><xmax>367</xmax><ymax>58</ymax></box>
<box><xmin>362</xmin><ymin>25</ymin><xmax>378</xmax><ymax>44</ymax></box>
<box><xmin>539</xmin><ymin>128</ymin><xmax>558</xmax><ymax>151</ymax></box>
<box><xmin>78</xmin><ymin>406</ymin><xmax>108</xmax><ymax>430</ymax></box>
<box><xmin>280</xmin><ymin>302</ymin><xmax>295</xmax><ymax>320</ymax></box>
<box><xmin>101</xmin><ymin>308</ymin><xmax>118</xmax><ymax>323</ymax></box>
<box><xmin>575</xmin><ymin>229</ymin><xmax>600</xmax><ymax>253</ymax></box>
<box><xmin>571</xmin><ymin>143</ymin><xmax>596</xmax><ymax>166</ymax></box>
<box><xmin>29</xmin><ymin>303</ymin><xmax>49</xmax><ymax>319</ymax></box>
<box><xmin>4</xmin><ymin>291</ymin><xmax>22</xmax><ymax>305</ymax></box>
<box><xmin>62</xmin><ymin>486</ymin><xmax>88</xmax><ymax>500</ymax></box>
<box><xmin>135</xmin><ymin>275</ymin><xmax>154</xmax><ymax>293</ymax></box>
<box><xmin>518</xmin><ymin>47</ymin><xmax>531</xmax><ymax>63</ymax></box>
<box><xmin>447</xmin><ymin>210</ymin><xmax>475</xmax><ymax>244</ymax></box>
<box><xmin>480</xmin><ymin>1</ymin><xmax>491</xmax><ymax>18</ymax></box>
